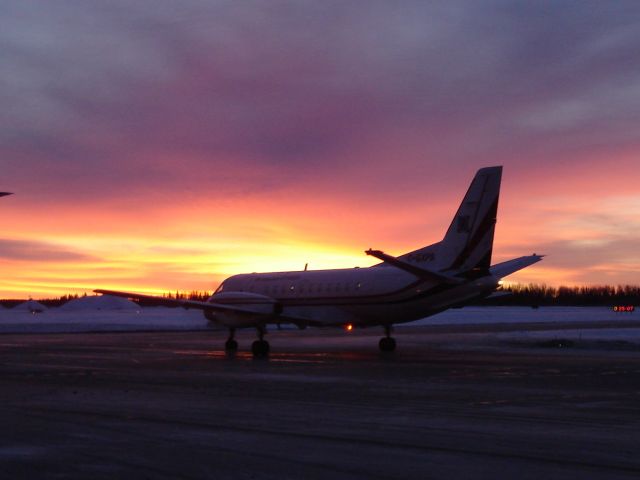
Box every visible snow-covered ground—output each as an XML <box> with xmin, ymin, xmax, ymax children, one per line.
<box><xmin>0</xmin><ymin>306</ymin><xmax>210</xmax><ymax>333</ymax></box>
<box><xmin>418</xmin><ymin>307</ymin><xmax>640</xmax><ymax>346</ymax></box>
<box><xmin>0</xmin><ymin>306</ymin><xmax>636</xmax><ymax>344</ymax></box>
<box><xmin>412</xmin><ymin>306</ymin><xmax>634</xmax><ymax>325</ymax></box>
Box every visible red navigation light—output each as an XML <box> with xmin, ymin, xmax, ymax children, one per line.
<box><xmin>345</xmin><ymin>323</ymin><xmax>353</xmax><ymax>332</ymax></box>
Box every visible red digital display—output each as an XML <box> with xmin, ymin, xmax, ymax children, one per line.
<box><xmin>612</xmin><ymin>305</ymin><xmax>635</xmax><ymax>312</ymax></box>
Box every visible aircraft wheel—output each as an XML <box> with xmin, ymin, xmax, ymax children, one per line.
<box><xmin>251</xmin><ymin>339</ymin><xmax>270</xmax><ymax>357</ymax></box>
<box><xmin>225</xmin><ymin>339</ymin><xmax>238</xmax><ymax>351</ymax></box>
<box><xmin>379</xmin><ymin>337</ymin><xmax>396</xmax><ymax>352</ymax></box>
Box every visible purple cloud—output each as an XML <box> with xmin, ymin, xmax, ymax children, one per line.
<box><xmin>3</xmin><ymin>2</ymin><xmax>638</xmax><ymax>185</ymax></box>
<box><xmin>0</xmin><ymin>238</ymin><xmax>92</xmax><ymax>262</ymax></box>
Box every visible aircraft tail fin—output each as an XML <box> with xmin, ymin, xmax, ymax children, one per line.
<box><xmin>438</xmin><ymin>166</ymin><xmax>502</xmax><ymax>276</ymax></box>
<box><xmin>397</xmin><ymin>166</ymin><xmax>502</xmax><ymax>277</ymax></box>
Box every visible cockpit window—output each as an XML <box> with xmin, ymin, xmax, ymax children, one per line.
<box><xmin>214</xmin><ymin>282</ymin><xmax>225</xmax><ymax>294</ymax></box>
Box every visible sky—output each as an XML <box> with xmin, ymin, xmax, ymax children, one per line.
<box><xmin>1</xmin><ymin>1</ymin><xmax>639</xmax><ymax>298</ymax></box>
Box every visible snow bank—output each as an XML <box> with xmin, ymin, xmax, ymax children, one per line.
<box><xmin>60</xmin><ymin>295</ymin><xmax>139</xmax><ymax>311</ymax></box>
<box><xmin>13</xmin><ymin>300</ymin><xmax>47</xmax><ymax>313</ymax></box>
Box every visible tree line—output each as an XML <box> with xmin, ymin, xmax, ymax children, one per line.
<box><xmin>1</xmin><ymin>285</ymin><xmax>638</xmax><ymax>308</ymax></box>
<box><xmin>476</xmin><ymin>284</ymin><xmax>640</xmax><ymax>307</ymax></box>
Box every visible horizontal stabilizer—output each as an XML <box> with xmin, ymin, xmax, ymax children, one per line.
<box><xmin>489</xmin><ymin>255</ymin><xmax>544</xmax><ymax>279</ymax></box>
<box><xmin>365</xmin><ymin>249</ymin><xmax>462</xmax><ymax>284</ymax></box>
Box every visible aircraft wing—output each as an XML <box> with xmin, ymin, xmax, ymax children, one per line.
<box><xmin>94</xmin><ymin>288</ymin><xmax>257</xmax><ymax>312</ymax></box>
<box><xmin>489</xmin><ymin>254</ymin><xmax>544</xmax><ymax>279</ymax></box>
<box><xmin>93</xmin><ymin>289</ymin><xmax>326</xmax><ymax>327</ymax></box>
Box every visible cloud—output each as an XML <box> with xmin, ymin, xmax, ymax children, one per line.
<box><xmin>0</xmin><ymin>239</ymin><xmax>92</xmax><ymax>262</ymax></box>
<box><xmin>500</xmin><ymin>234</ymin><xmax>640</xmax><ymax>285</ymax></box>
<box><xmin>4</xmin><ymin>2</ymin><xmax>639</xmax><ymax>176</ymax></box>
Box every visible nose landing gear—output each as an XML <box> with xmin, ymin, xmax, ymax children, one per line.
<box><xmin>379</xmin><ymin>325</ymin><xmax>396</xmax><ymax>352</ymax></box>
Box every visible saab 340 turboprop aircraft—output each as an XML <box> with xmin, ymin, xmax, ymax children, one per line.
<box><xmin>96</xmin><ymin>166</ymin><xmax>543</xmax><ymax>357</ymax></box>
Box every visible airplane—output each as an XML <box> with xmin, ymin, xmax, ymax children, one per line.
<box><xmin>0</xmin><ymin>192</ymin><xmax>12</xmax><ymax>198</ymax></box>
<box><xmin>96</xmin><ymin>166</ymin><xmax>543</xmax><ymax>357</ymax></box>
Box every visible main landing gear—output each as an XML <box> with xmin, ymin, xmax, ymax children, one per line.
<box><xmin>251</xmin><ymin>326</ymin><xmax>270</xmax><ymax>358</ymax></box>
<box><xmin>223</xmin><ymin>327</ymin><xmax>270</xmax><ymax>358</ymax></box>
<box><xmin>379</xmin><ymin>325</ymin><xmax>396</xmax><ymax>352</ymax></box>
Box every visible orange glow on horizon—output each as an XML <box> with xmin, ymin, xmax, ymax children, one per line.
<box><xmin>1</xmin><ymin>158</ymin><xmax>639</xmax><ymax>298</ymax></box>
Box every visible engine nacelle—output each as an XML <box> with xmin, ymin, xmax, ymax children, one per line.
<box><xmin>204</xmin><ymin>292</ymin><xmax>282</xmax><ymax>327</ymax></box>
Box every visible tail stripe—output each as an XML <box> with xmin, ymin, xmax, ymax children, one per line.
<box><xmin>446</xmin><ymin>197</ymin><xmax>498</xmax><ymax>271</ymax></box>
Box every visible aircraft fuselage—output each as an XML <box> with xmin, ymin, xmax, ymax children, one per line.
<box><xmin>206</xmin><ymin>267</ymin><xmax>498</xmax><ymax>328</ymax></box>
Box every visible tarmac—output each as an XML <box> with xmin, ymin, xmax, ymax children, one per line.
<box><xmin>1</xmin><ymin>323</ymin><xmax>639</xmax><ymax>479</ymax></box>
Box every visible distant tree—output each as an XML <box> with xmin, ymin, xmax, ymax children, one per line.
<box><xmin>477</xmin><ymin>284</ymin><xmax>640</xmax><ymax>307</ymax></box>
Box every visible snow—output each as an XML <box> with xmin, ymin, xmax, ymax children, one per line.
<box><xmin>60</xmin><ymin>294</ymin><xmax>139</xmax><ymax>311</ymax></box>
<box><xmin>409</xmin><ymin>306</ymin><xmax>633</xmax><ymax>326</ymax></box>
<box><xmin>13</xmin><ymin>300</ymin><xmax>47</xmax><ymax>312</ymax></box>
<box><xmin>0</xmin><ymin>306</ymin><xmax>636</xmax><ymax>345</ymax></box>
<box><xmin>0</xmin><ymin>307</ymin><xmax>209</xmax><ymax>334</ymax></box>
